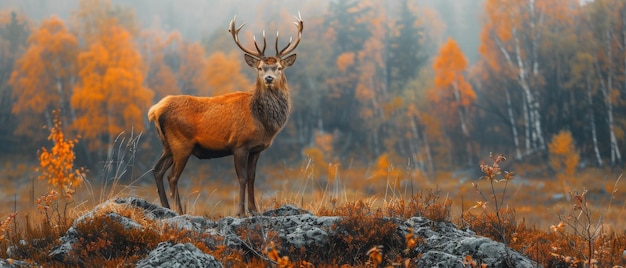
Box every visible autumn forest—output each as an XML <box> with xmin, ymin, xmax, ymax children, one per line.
<box><xmin>0</xmin><ymin>0</ymin><xmax>626</xmax><ymax>250</ymax></box>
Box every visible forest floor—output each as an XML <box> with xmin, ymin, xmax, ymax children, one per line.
<box><xmin>0</xmin><ymin>154</ymin><xmax>625</xmax><ymax>266</ymax></box>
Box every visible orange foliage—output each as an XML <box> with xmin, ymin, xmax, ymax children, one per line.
<box><xmin>177</xmin><ymin>42</ymin><xmax>209</xmax><ymax>95</ymax></box>
<box><xmin>478</xmin><ymin>0</ymin><xmax>522</xmax><ymax>79</ymax></box>
<box><xmin>264</xmin><ymin>242</ymin><xmax>295</xmax><ymax>268</ymax></box>
<box><xmin>150</xmin><ymin>64</ymin><xmax>178</xmax><ymax>98</ymax></box>
<box><xmin>37</xmin><ymin>111</ymin><xmax>85</xmax><ymax>188</ymax></box>
<box><xmin>10</xmin><ymin>16</ymin><xmax>77</xmax><ymax>137</ymax></box>
<box><xmin>548</xmin><ymin>130</ymin><xmax>580</xmax><ymax>176</ymax></box>
<box><xmin>355</xmin><ymin>83</ymin><xmax>375</xmax><ymax>105</ymax></box>
<box><xmin>201</xmin><ymin>51</ymin><xmax>251</xmax><ymax>96</ymax></box>
<box><xmin>382</xmin><ymin>97</ymin><xmax>403</xmax><ymax>119</ymax></box>
<box><xmin>430</xmin><ymin>38</ymin><xmax>475</xmax><ymax>108</ymax></box>
<box><xmin>482</xmin><ymin>0</ymin><xmax>520</xmax><ymax>43</ymax></box>
<box><xmin>418</xmin><ymin>111</ymin><xmax>443</xmax><ymax>142</ymax></box>
<box><xmin>366</xmin><ymin>245</ymin><xmax>383</xmax><ymax>266</ymax></box>
<box><xmin>302</xmin><ymin>147</ymin><xmax>325</xmax><ymax>170</ymax></box>
<box><xmin>0</xmin><ymin>212</ymin><xmax>17</xmax><ymax>241</ymax></box>
<box><xmin>71</xmin><ymin>19</ymin><xmax>153</xmax><ymax>149</ymax></box>
<box><xmin>314</xmin><ymin>130</ymin><xmax>335</xmax><ymax>154</ymax></box>
<box><xmin>336</xmin><ymin>52</ymin><xmax>355</xmax><ymax>72</ymax></box>
<box><xmin>302</xmin><ymin>130</ymin><xmax>337</xmax><ymax>177</ymax></box>
<box><xmin>428</xmin><ymin>37</ymin><xmax>475</xmax><ymax>164</ymax></box>
<box><xmin>354</xmin><ymin>5</ymin><xmax>386</xmax><ymax>122</ymax></box>
<box><xmin>370</xmin><ymin>153</ymin><xmax>402</xmax><ymax>182</ymax></box>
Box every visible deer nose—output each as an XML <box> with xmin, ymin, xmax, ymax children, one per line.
<box><xmin>265</xmin><ymin>76</ymin><xmax>274</xmax><ymax>83</ymax></box>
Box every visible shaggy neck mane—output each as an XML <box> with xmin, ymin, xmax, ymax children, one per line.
<box><xmin>250</xmin><ymin>82</ymin><xmax>291</xmax><ymax>134</ymax></box>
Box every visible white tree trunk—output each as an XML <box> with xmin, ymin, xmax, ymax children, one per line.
<box><xmin>452</xmin><ymin>82</ymin><xmax>472</xmax><ymax>166</ymax></box>
<box><xmin>587</xmin><ymin>78</ymin><xmax>603</xmax><ymax>167</ymax></box>
<box><xmin>595</xmin><ymin>29</ymin><xmax>623</xmax><ymax>166</ymax></box>
<box><xmin>409</xmin><ymin>117</ymin><xmax>425</xmax><ymax>173</ymax></box>
<box><xmin>493</xmin><ymin>6</ymin><xmax>545</xmax><ymax>156</ymax></box>
<box><xmin>505</xmin><ymin>88</ymin><xmax>522</xmax><ymax>160</ymax></box>
<box><xmin>514</xmin><ymin>30</ymin><xmax>545</xmax><ymax>153</ymax></box>
<box><xmin>607</xmin><ymin>98</ymin><xmax>622</xmax><ymax>165</ymax></box>
<box><xmin>523</xmin><ymin>94</ymin><xmax>530</xmax><ymax>154</ymax></box>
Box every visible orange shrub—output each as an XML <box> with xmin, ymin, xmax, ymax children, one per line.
<box><xmin>548</xmin><ymin>130</ymin><xmax>579</xmax><ymax>177</ymax></box>
<box><xmin>37</xmin><ymin>110</ymin><xmax>85</xmax><ymax>188</ymax></box>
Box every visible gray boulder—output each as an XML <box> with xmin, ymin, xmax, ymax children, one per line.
<box><xmin>213</xmin><ymin>208</ymin><xmax>340</xmax><ymax>250</ymax></box>
<box><xmin>262</xmin><ymin>204</ymin><xmax>311</xmax><ymax>216</ymax></box>
<box><xmin>400</xmin><ymin>216</ymin><xmax>538</xmax><ymax>267</ymax></box>
<box><xmin>136</xmin><ymin>242</ymin><xmax>222</xmax><ymax>268</ymax></box>
<box><xmin>114</xmin><ymin>197</ymin><xmax>178</xmax><ymax>219</ymax></box>
<box><xmin>49</xmin><ymin>197</ymin><xmax>170</xmax><ymax>261</ymax></box>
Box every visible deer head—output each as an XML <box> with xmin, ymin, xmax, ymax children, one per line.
<box><xmin>229</xmin><ymin>13</ymin><xmax>303</xmax><ymax>89</ymax></box>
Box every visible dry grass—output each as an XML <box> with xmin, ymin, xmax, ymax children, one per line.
<box><xmin>1</xmin><ymin>176</ymin><xmax>626</xmax><ymax>267</ymax></box>
<box><xmin>1</xmin><ymin>136</ymin><xmax>625</xmax><ymax>267</ymax></box>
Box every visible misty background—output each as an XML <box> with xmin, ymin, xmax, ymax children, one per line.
<box><xmin>0</xmin><ymin>0</ymin><xmax>483</xmax><ymax>60</ymax></box>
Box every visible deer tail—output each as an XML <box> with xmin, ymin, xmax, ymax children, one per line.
<box><xmin>148</xmin><ymin>100</ymin><xmax>167</xmax><ymax>142</ymax></box>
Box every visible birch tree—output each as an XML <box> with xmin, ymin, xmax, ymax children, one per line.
<box><xmin>583</xmin><ymin>0</ymin><xmax>624</xmax><ymax>166</ymax></box>
<box><xmin>480</xmin><ymin>0</ymin><xmax>547</xmax><ymax>156</ymax></box>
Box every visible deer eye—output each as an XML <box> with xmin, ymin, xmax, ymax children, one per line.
<box><xmin>277</xmin><ymin>66</ymin><xmax>283</xmax><ymax>71</ymax></box>
<box><xmin>257</xmin><ymin>67</ymin><xmax>262</xmax><ymax>71</ymax></box>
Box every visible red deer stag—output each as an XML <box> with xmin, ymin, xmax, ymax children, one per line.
<box><xmin>148</xmin><ymin>14</ymin><xmax>303</xmax><ymax>215</ymax></box>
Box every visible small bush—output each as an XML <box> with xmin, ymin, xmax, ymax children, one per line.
<box><xmin>66</xmin><ymin>215</ymin><xmax>160</xmax><ymax>266</ymax></box>
<box><xmin>326</xmin><ymin>200</ymin><xmax>404</xmax><ymax>266</ymax></box>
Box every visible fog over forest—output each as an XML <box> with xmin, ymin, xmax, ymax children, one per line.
<box><xmin>0</xmin><ymin>0</ymin><xmax>483</xmax><ymax>61</ymax></box>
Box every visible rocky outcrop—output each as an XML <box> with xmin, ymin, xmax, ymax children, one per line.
<box><xmin>45</xmin><ymin>197</ymin><xmax>538</xmax><ymax>267</ymax></box>
<box><xmin>136</xmin><ymin>242</ymin><xmax>222</xmax><ymax>268</ymax></box>
<box><xmin>400</xmin><ymin>217</ymin><xmax>536</xmax><ymax>267</ymax></box>
<box><xmin>49</xmin><ymin>197</ymin><xmax>178</xmax><ymax>261</ymax></box>
<box><xmin>213</xmin><ymin>209</ymin><xmax>340</xmax><ymax>249</ymax></box>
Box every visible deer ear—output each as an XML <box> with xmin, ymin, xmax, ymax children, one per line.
<box><xmin>282</xmin><ymin>54</ymin><xmax>297</xmax><ymax>67</ymax></box>
<box><xmin>244</xmin><ymin>54</ymin><xmax>259</xmax><ymax>67</ymax></box>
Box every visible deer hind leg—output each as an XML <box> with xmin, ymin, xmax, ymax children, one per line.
<box><xmin>246</xmin><ymin>152</ymin><xmax>261</xmax><ymax>213</ymax></box>
<box><xmin>168</xmin><ymin>151</ymin><xmax>191</xmax><ymax>214</ymax></box>
<box><xmin>153</xmin><ymin>153</ymin><xmax>173</xmax><ymax>209</ymax></box>
<box><xmin>233</xmin><ymin>149</ymin><xmax>250</xmax><ymax>216</ymax></box>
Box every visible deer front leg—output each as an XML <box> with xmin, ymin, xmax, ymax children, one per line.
<box><xmin>233</xmin><ymin>149</ymin><xmax>249</xmax><ymax>216</ymax></box>
<box><xmin>246</xmin><ymin>152</ymin><xmax>261</xmax><ymax>213</ymax></box>
<box><xmin>168</xmin><ymin>153</ymin><xmax>190</xmax><ymax>214</ymax></box>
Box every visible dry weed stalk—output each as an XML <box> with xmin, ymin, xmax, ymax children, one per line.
<box><xmin>551</xmin><ymin>175</ymin><xmax>622</xmax><ymax>266</ymax></box>
<box><xmin>469</xmin><ymin>153</ymin><xmax>515</xmax><ymax>266</ymax></box>
<box><xmin>0</xmin><ymin>213</ymin><xmax>17</xmax><ymax>240</ymax></box>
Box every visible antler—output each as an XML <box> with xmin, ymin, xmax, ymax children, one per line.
<box><xmin>229</xmin><ymin>15</ymin><xmax>266</xmax><ymax>58</ymax></box>
<box><xmin>275</xmin><ymin>12</ymin><xmax>303</xmax><ymax>58</ymax></box>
